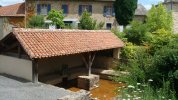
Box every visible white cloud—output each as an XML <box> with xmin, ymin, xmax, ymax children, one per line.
<box><xmin>0</xmin><ymin>0</ymin><xmax>24</xmax><ymax>6</ymax></box>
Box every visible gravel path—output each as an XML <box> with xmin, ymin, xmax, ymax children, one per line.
<box><xmin>0</xmin><ymin>74</ymin><xmax>75</xmax><ymax>100</ymax></box>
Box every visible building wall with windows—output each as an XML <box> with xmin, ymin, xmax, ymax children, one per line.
<box><xmin>26</xmin><ymin>0</ymin><xmax>117</xmax><ymax>29</ymax></box>
<box><xmin>163</xmin><ymin>2</ymin><xmax>178</xmax><ymax>33</ymax></box>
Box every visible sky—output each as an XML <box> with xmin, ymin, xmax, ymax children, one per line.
<box><xmin>0</xmin><ymin>0</ymin><xmax>164</xmax><ymax>10</ymax></box>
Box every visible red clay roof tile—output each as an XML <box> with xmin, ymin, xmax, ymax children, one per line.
<box><xmin>0</xmin><ymin>3</ymin><xmax>25</xmax><ymax>17</ymax></box>
<box><xmin>13</xmin><ymin>28</ymin><xmax>124</xmax><ymax>59</ymax></box>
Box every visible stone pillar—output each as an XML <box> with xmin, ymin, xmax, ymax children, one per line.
<box><xmin>78</xmin><ymin>74</ymin><xmax>99</xmax><ymax>90</ymax></box>
<box><xmin>113</xmin><ymin>48</ymin><xmax>120</xmax><ymax>59</ymax></box>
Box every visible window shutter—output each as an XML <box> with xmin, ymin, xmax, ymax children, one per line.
<box><xmin>103</xmin><ymin>6</ymin><xmax>107</xmax><ymax>17</ymax></box>
<box><xmin>112</xmin><ymin>6</ymin><xmax>115</xmax><ymax>17</ymax></box>
<box><xmin>47</xmin><ymin>4</ymin><xmax>51</xmax><ymax>13</ymax></box>
<box><xmin>79</xmin><ymin>5</ymin><xmax>82</xmax><ymax>15</ymax></box>
<box><xmin>89</xmin><ymin>5</ymin><xmax>92</xmax><ymax>14</ymax></box>
<box><xmin>37</xmin><ymin>4</ymin><xmax>41</xmax><ymax>15</ymax></box>
<box><xmin>62</xmin><ymin>4</ymin><xmax>68</xmax><ymax>14</ymax></box>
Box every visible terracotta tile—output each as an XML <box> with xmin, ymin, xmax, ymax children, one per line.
<box><xmin>0</xmin><ymin>3</ymin><xmax>25</xmax><ymax>17</ymax></box>
<box><xmin>13</xmin><ymin>28</ymin><xmax>124</xmax><ymax>58</ymax></box>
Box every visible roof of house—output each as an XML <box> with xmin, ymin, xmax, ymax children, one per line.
<box><xmin>12</xmin><ymin>28</ymin><xmax>124</xmax><ymax>59</ymax></box>
<box><xmin>135</xmin><ymin>4</ymin><xmax>147</xmax><ymax>16</ymax></box>
<box><xmin>0</xmin><ymin>3</ymin><xmax>25</xmax><ymax>17</ymax></box>
<box><xmin>164</xmin><ymin>0</ymin><xmax>178</xmax><ymax>2</ymax></box>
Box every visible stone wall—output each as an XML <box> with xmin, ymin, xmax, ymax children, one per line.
<box><xmin>173</xmin><ymin>12</ymin><xmax>178</xmax><ymax>33</ymax></box>
<box><xmin>0</xmin><ymin>17</ymin><xmax>25</xmax><ymax>39</ymax></box>
<box><xmin>164</xmin><ymin>3</ymin><xmax>178</xmax><ymax>33</ymax></box>
<box><xmin>38</xmin><ymin>54</ymin><xmax>84</xmax><ymax>77</ymax></box>
<box><xmin>134</xmin><ymin>15</ymin><xmax>146</xmax><ymax>22</ymax></box>
<box><xmin>26</xmin><ymin>0</ymin><xmax>117</xmax><ymax>29</ymax></box>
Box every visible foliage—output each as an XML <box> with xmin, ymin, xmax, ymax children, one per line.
<box><xmin>79</xmin><ymin>11</ymin><xmax>96</xmax><ymax>30</ymax></box>
<box><xmin>125</xmin><ymin>21</ymin><xmax>151</xmax><ymax>45</ymax></box>
<box><xmin>117</xmin><ymin>81</ymin><xmax>176</xmax><ymax>100</ymax></box>
<box><xmin>114</xmin><ymin>0</ymin><xmax>138</xmax><ymax>26</ymax></box>
<box><xmin>111</xmin><ymin>28</ymin><xmax>127</xmax><ymax>41</ymax></box>
<box><xmin>79</xmin><ymin>11</ymin><xmax>104</xmax><ymax>30</ymax></box>
<box><xmin>149</xmin><ymin>29</ymin><xmax>173</xmax><ymax>54</ymax></box>
<box><xmin>47</xmin><ymin>9</ymin><xmax>65</xmax><ymax>28</ymax></box>
<box><xmin>114</xmin><ymin>2</ymin><xmax>178</xmax><ymax>99</ymax></box>
<box><xmin>96</xmin><ymin>22</ymin><xmax>105</xmax><ymax>29</ymax></box>
<box><xmin>120</xmin><ymin>43</ymin><xmax>143</xmax><ymax>60</ymax></box>
<box><xmin>28</xmin><ymin>15</ymin><xmax>45</xmax><ymax>28</ymax></box>
<box><xmin>146</xmin><ymin>4</ymin><xmax>173</xmax><ymax>32</ymax></box>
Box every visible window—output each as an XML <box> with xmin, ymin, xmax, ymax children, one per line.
<box><xmin>103</xmin><ymin>6</ymin><xmax>115</xmax><ymax>17</ymax></box>
<box><xmin>78</xmin><ymin>5</ymin><xmax>92</xmax><ymax>15</ymax></box>
<box><xmin>62</xmin><ymin>4</ymin><xmax>69</xmax><ymax>15</ymax></box>
<box><xmin>106</xmin><ymin>23</ymin><xmax>112</xmax><ymax>30</ymax></box>
<box><xmin>37</xmin><ymin>4</ymin><xmax>51</xmax><ymax>15</ymax></box>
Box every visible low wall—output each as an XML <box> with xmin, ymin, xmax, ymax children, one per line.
<box><xmin>0</xmin><ymin>55</ymin><xmax>32</xmax><ymax>81</ymax></box>
<box><xmin>93</xmin><ymin>56</ymin><xmax>118</xmax><ymax>69</ymax></box>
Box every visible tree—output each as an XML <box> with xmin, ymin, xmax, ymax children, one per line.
<box><xmin>28</xmin><ymin>15</ymin><xmax>45</xmax><ymax>28</ymax></box>
<box><xmin>146</xmin><ymin>4</ymin><xmax>173</xmax><ymax>32</ymax></box>
<box><xmin>79</xmin><ymin>11</ymin><xmax>104</xmax><ymax>30</ymax></box>
<box><xmin>114</xmin><ymin>0</ymin><xmax>138</xmax><ymax>27</ymax></box>
<box><xmin>47</xmin><ymin>9</ymin><xmax>65</xmax><ymax>28</ymax></box>
<box><xmin>79</xmin><ymin>11</ymin><xmax>96</xmax><ymax>30</ymax></box>
<box><xmin>125</xmin><ymin>21</ymin><xmax>150</xmax><ymax>45</ymax></box>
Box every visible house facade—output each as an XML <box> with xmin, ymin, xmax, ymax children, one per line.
<box><xmin>134</xmin><ymin>4</ymin><xmax>147</xmax><ymax>22</ymax></box>
<box><xmin>26</xmin><ymin>0</ymin><xmax>117</xmax><ymax>29</ymax></box>
<box><xmin>163</xmin><ymin>0</ymin><xmax>178</xmax><ymax>33</ymax></box>
<box><xmin>0</xmin><ymin>0</ymin><xmax>147</xmax><ymax>39</ymax></box>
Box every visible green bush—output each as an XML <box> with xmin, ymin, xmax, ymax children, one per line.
<box><xmin>125</xmin><ymin>21</ymin><xmax>151</xmax><ymax>45</ymax></box>
<box><xmin>148</xmin><ymin>29</ymin><xmax>173</xmax><ymax>54</ymax></box>
<box><xmin>118</xmin><ymin>81</ymin><xmax>176</xmax><ymax>100</ymax></box>
<box><xmin>28</xmin><ymin>15</ymin><xmax>45</xmax><ymax>28</ymax></box>
<box><xmin>79</xmin><ymin>11</ymin><xmax>104</xmax><ymax>30</ymax></box>
<box><xmin>146</xmin><ymin>4</ymin><xmax>173</xmax><ymax>32</ymax></box>
<box><xmin>47</xmin><ymin>9</ymin><xmax>65</xmax><ymax>28</ymax></box>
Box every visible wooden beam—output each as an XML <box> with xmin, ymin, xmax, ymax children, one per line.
<box><xmin>18</xmin><ymin>44</ymin><xmax>22</xmax><ymax>58</ymax></box>
<box><xmin>32</xmin><ymin>59</ymin><xmax>38</xmax><ymax>83</ymax></box>
<box><xmin>3</xmin><ymin>42</ymin><xmax>19</xmax><ymax>51</ymax></box>
<box><xmin>81</xmin><ymin>52</ymin><xmax>96</xmax><ymax>76</ymax></box>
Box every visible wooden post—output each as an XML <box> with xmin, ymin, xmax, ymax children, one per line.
<box><xmin>32</xmin><ymin>59</ymin><xmax>38</xmax><ymax>83</ymax></box>
<box><xmin>18</xmin><ymin>44</ymin><xmax>21</xmax><ymax>58</ymax></box>
<box><xmin>82</xmin><ymin>52</ymin><xmax>96</xmax><ymax>76</ymax></box>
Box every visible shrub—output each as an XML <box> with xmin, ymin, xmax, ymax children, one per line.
<box><xmin>146</xmin><ymin>3</ymin><xmax>173</xmax><ymax>32</ymax></box>
<box><xmin>117</xmin><ymin>81</ymin><xmax>176</xmax><ymax>100</ymax></box>
<box><xmin>148</xmin><ymin>29</ymin><xmax>173</xmax><ymax>54</ymax></box>
<box><xmin>146</xmin><ymin>4</ymin><xmax>173</xmax><ymax>32</ymax></box>
<box><xmin>28</xmin><ymin>15</ymin><xmax>45</xmax><ymax>28</ymax></box>
<box><xmin>111</xmin><ymin>28</ymin><xmax>127</xmax><ymax>41</ymax></box>
<box><xmin>125</xmin><ymin>21</ymin><xmax>150</xmax><ymax>45</ymax></box>
<box><xmin>47</xmin><ymin>9</ymin><xmax>65</xmax><ymax>28</ymax></box>
<box><xmin>79</xmin><ymin>11</ymin><xmax>104</xmax><ymax>30</ymax></box>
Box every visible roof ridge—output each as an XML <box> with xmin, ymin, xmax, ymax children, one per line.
<box><xmin>13</xmin><ymin>28</ymin><xmax>111</xmax><ymax>33</ymax></box>
<box><xmin>0</xmin><ymin>2</ymin><xmax>24</xmax><ymax>8</ymax></box>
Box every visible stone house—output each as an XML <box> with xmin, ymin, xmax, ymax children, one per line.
<box><xmin>26</xmin><ymin>0</ymin><xmax>116</xmax><ymax>30</ymax></box>
<box><xmin>26</xmin><ymin>0</ymin><xmax>147</xmax><ymax>29</ymax></box>
<box><xmin>0</xmin><ymin>3</ymin><xmax>25</xmax><ymax>40</ymax></box>
<box><xmin>0</xmin><ymin>0</ymin><xmax>147</xmax><ymax>38</ymax></box>
<box><xmin>0</xmin><ymin>28</ymin><xmax>124</xmax><ymax>84</ymax></box>
<box><xmin>134</xmin><ymin>4</ymin><xmax>147</xmax><ymax>22</ymax></box>
<box><xmin>163</xmin><ymin>0</ymin><xmax>178</xmax><ymax>33</ymax></box>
